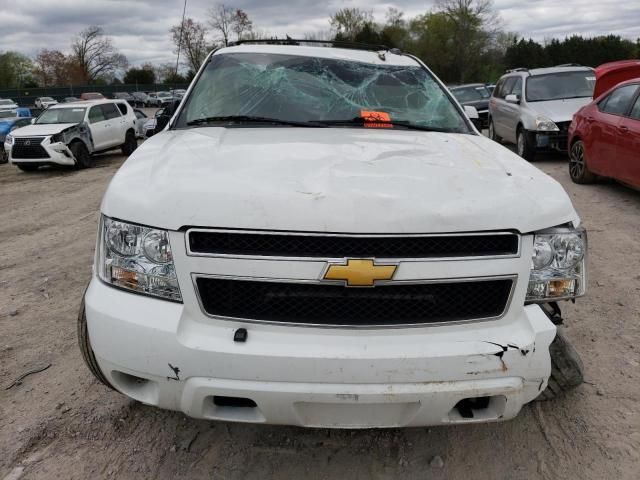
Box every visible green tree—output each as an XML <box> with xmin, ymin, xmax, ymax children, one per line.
<box><xmin>124</xmin><ymin>64</ymin><xmax>156</xmax><ymax>85</ymax></box>
<box><xmin>330</xmin><ymin>8</ymin><xmax>373</xmax><ymax>41</ymax></box>
<box><xmin>0</xmin><ymin>51</ymin><xmax>34</xmax><ymax>88</ymax></box>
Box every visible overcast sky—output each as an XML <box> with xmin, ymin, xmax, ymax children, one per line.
<box><xmin>0</xmin><ymin>0</ymin><xmax>638</xmax><ymax>69</ymax></box>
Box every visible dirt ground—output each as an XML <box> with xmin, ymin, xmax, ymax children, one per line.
<box><xmin>1</xmin><ymin>142</ymin><xmax>639</xmax><ymax>480</ymax></box>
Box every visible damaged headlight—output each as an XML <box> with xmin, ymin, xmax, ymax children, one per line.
<box><xmin>98</xmin><ymin>216</ymin><xmax>182</xmax><ymax>302</ymax></box>
<box><xmin>535</xmin><ymin>116</ymin><xmax>559</xmax><ymax>132</ymax></box>
<box><xmin>527</xmin><ymin>227</ymin><xmax>586</xmax><ymax>302</ymax></box>
<box><xmin>5</xmin><ymin>134</ymin><xmax>13</xmax><ymax>145</ymax></box>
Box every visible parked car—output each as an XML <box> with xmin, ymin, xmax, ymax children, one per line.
<box><xmin>130</xmin><ymin>91</ymin><xmax>149</xmax><ymax>107</ymax></box>
<box><xmin>35</xmin><ymin>97</ymin><xmax>59</xmax><ymax>109</ymax></box>
<box><xmin>170</xmin><ymin>89</ymin><xmax>186</xmax><ymax>100</ymax></box>
<box><xmin>0</xmin><ymin>116</ymin><xmax>32</xmax><ymax>163</ymax></box>
<box><xmin>0</xmin><ymin>98</ymin><xmax>18</xmax><ymax>113</ymax></box>
<box><xmin>79</xmin><ymin>92</ymin><xmax>105</xmax><ymax>100</ymax></box>
<box><xmin>133</xmin><ymin>108</ymin><xmax>148</xmax><ymax>138</ymax></box>
<box><xmin>64</xmin><ymin>97</ymin><xmax>80</xmax><ymax>103</ymax></box>
<box><xmin>568</xmin><ymin>60</ymin><xmax>640</xmax><ymax>189</ymax></box>
<box><xmin>146</xmin><ymin>91</ymin><xmax>173</xmax><ymax>107</ymax></box>
<box><xmin>449</xmin><ymin>83</ymin><xmax>491</xmax><ymax>128</ymax></box>
<box><xmin>4</xmin><ymin>100</ymin><xmax>137</xmax><ymax>171</ymax></box>
<box><xmin>78</xmin><ymin>41</ymin><xmax>587</xmax><ymax>429</ymax></box>
<box><xmin>489</xmin><ymin>65</ymin><xmax>595</xmax><ymax>160</ymax></box>
<box><xmin>113</xmin><ymin>92</ymin><xmax>136</xmax><ymax>103</ymax></box>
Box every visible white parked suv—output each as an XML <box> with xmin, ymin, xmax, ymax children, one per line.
<box><xmin>489</xmin><ymin>65</ymin><xmax>595</xmax><ymax>161</ymax></box>
<box><xmin>5</xmin><ymin>100</ymin><xmax>138</xmax><ymax>171</ymax></box>
<box><xmin>79</xmin><ymin>42</ymin><xmax>587</xmax><ymax>428</ymax></box>
<box><xmin>35</xmin><ymin>96</ymin><xmax>59</xmax><ymax>109</ymax></box>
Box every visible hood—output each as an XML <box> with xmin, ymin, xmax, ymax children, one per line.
<box><xmin>528</xmin><ymin>97</ymin><xmax>592</xmax><ymax>123</ymax></box>
<box><xmin>10</xmin><ymin>123</ymin><xmax>77</xmax><ymax>137</ymax></box>
<box><xmin>102</xmin><ymin>128</ymin><xmax>578</xmax><ymax>234</ymax></box>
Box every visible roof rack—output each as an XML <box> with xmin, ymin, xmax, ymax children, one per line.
<box><xmin>555</xmin><ymin>63</ymin><xmax>582</xmax><ymax>67</ymax></box>
<box><xmin>506</xmin><ymin>67</ymin><xmax>529</xmax><ymax>73</ymax></box>
<box><xmin>229</xmin><ymin>38</ymin><xmax>401</xmax><ymax>55</ymax></box>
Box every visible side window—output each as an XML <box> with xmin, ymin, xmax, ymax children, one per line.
<box><xmin>599</xmin><ymin>85</ymin><xmax>638</xmax><ymax>116</ymax></box>
<box><xmin>116</xmin><ymin>103</ymin><xmax>128</xmax><ymax>115</ymax></box>
<box><xmin>627</xmin><ymin>92</ymin><xmax>640</xmax><ymax>120</ymax></box>
<box><xmin>497</xmin><ymin>78</ymin><xmax>516</xmax><ymax>99</ymax></box>
<box><xmin>88</xmin><ymin>106</ymin><xmax>106</xmax><ymax>124</ymax></box>
<box><xmin>493</xmin><ymin>79</ymin><xmax>505</xmax><ymax>98</ymax></box>
<box><xmin>510</xmin><ymin>77</ymin><xmax>523</xmax><ymax>98</ymax></box>
<box><xmin>101</xmin><ymin>103</ymin><xmax>121</xmax><ymax>120</ymax></box>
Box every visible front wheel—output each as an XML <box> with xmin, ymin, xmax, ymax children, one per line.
<box><xmin>488</xmin><ymin>118</ymin><xmax>502</xmax><ymax>143</ymax></box>
<box><xmin>0</xmin><ymin>148</ymin><xmax>7</xmax><ymax>164</ymax></box>
<box><xmin>121</xmin><ymin>131</ymin><xmax>137</xmax><ymax>156</ymax></box>
<box><xmin>70</xmin><ymin>141</ymin><xmax>92</xmax><ymax>168</ymax></box>
<box><xmin>517</xmin><ymin>128</ymin><xmax>536</xmax><ymax>161</ymax></box>
<box><xmin>537</xmin><ymin>329</ymin><xmax>584</xmax><ymax>401</ymax></box>
<box><xmin>569</xmin><ymin>140</ymin><xmax>596</xmax><ymax>184</ymax></box>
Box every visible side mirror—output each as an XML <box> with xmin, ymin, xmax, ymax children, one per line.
<box><xmin>505</xmin><ymin>94</ymin><xmax>520</xmax><ymax>104</ymax></box>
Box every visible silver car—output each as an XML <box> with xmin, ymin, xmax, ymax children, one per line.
<box><xmin>488</xmin><ymin>65</ymin><xmax>595</xmax><ymax>161</ymax></box>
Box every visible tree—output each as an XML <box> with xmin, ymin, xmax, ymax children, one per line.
<box><xmin>123</xmin><ymin>64</ymin><xmax>156</xmax><ymax>85</ymax></box>
<box><xmin>33</xmin><ymin>49</ymin><xmax>71</xmax><ymax>87</ymax></box>
<box><xmin>0</xmin><ymin>51</ymin><xmax>34</xmax><ymax>88</ymax></box>
<box><xmin>208</xmin><ymin>4</ymin><xmax>234</xmax><ymax>46</ymax></box>
<box><xmin>208</xmin><ymin>4</ymin><xmax>254</xmax><ymax>46</ymax></box>
<box><xmin>232</xmin><ymin>9</ymin><xmax>253</xmax><ymax>41</ymax></box>
<box><xmin>329</xmin><ymin>8</ymin><xmax>373</xmax><ymax>41</ymax></box>
<box><xmin>71</xmin><ymin>26</ymin><xmax>128</xmax><ymax>83</ymax></box>
<box><xmin>170</xmin><ymin>18</ymin><xmax>209</xmax><ymax>73</ymax></box>
<box><xmin>435</xmin><ymin>0</ymin><xmax>501</xmax><ymax>83</ymax></box>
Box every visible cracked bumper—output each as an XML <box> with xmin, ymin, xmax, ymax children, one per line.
<box><xmin>85</xmin><ymin>279</ymin><xmax>556</xmax><ymax>428</ymax></box>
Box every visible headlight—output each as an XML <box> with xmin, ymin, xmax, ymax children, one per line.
<box><xmin>527</xmin><ymin>227</ymin><xmax>586</xmax><ymax>302</ymax></box>
<box><xmin>5</xmin><ymin>134</ymin><xmax>13</xmax><ymax>145</ymax></box>
<box><xmin>50</xmin><ymin>133</ymin><xmax>63</xmax><ymax>143</ymax></box>
<box><xmin>98</xmin><ymin>216</ymin><xmax>182</xmax><ymax>302</ymax></box>
<box><xmin>535</xmin><ymin>116</ymin><xmax>559</xmax><ymax>132</ymax></box>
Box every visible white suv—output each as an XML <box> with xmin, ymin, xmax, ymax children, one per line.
<box><xmin>5</xmin><ymin>100</ymin><xmax>138</xmax><ymax>171</ymax></box>
<box><xmin>79</xmin><ymin>42</ymin><xmax>587</xmax><ymax>428</ymax></box>
<box><xmin>489</xmin><ymin>66</ymin><xmax>595</xmax><ymax>161</ymax></box>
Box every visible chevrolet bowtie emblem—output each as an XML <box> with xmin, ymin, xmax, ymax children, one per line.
<box><xmin>323</xmin><ymin>259</ymin><xmax>397</xmax><ymax>287</ymax></box>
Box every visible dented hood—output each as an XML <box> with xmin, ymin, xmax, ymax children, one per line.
<box><xmin>102</xmin><ymin>128</ymin><xmax>578</xmax><ymax>234</ymax></box>
<box><xmin>11</xmin><ymin>123</ymin><xmax>78</xmax><ymax>137</ymax></box>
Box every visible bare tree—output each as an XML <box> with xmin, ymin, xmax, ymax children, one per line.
<box><xmin>208</xmin><ymin>4</ymin><xmax>234</xmax><ymax>46</ymax></box>
<box><xmin>170</xmin><ymin>18</ymin><xmax>209</xmax><ymax>73</ymax></box>
<box><xmin>232</xmin><ymin>9</ymin><xmax>253</xmax><ymax>41</ymax></box>
<box><xmin>71</xmin><ymin>26</ymin><xmax>128</xmax><ymax>83</ymax></box>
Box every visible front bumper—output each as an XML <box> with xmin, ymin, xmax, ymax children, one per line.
<box><xmin>7</xmin><ymin>139</ymin><xmax>76</xmax><ymax>166</ymax></box>
<box><xmin>84</xmin><ymin>278</ymin><xmax>556</xmax><ymax>428</ymax></box>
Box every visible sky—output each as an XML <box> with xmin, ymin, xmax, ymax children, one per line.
<box><xmin>0</xmin><ymin>0</ymin><xmax>638</xmax><ymax>69</ymax></box>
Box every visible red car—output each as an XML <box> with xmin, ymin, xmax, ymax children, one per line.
<box><xmin>568</xmin><ymin>60</ymin><xmax>640</xmax><ymax>188</ymax></box>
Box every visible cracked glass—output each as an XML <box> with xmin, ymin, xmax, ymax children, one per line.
<box><xmin>176</xmin><ymin>52</ymin><xmax>469</xmax><ymax>132</ymax></box>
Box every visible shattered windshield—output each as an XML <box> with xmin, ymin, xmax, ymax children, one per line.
<box><xmin>36</xmin><ymin>108</ymin><xmax>86</xmax><ymax>124</ymax></box>
<box><xmin>175</xmin><ymin>52</ymin><xmax>469</xmax><ymax>132</ymax></box>
<box><xmin>526</xmin><ymin>71</ymin><xmax>595</xmax><ymax>102</ymax></box>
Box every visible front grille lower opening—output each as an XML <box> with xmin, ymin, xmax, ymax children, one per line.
<box><xmin>196</xmin><ymin>277</ymin><xmax>513</xmax><ymax>326</ymax></box>
<box><xmin>213</xmin><ymin>396</ymin><xmax>257</xmax><ymax>408</ymax></box>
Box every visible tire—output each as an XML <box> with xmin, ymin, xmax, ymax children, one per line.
<box><xmin>0</xmin><ymin>147</ymin><xmax>7</xmax><ymax>164</ymax></box>
<box><xmin>17</xmin><ymin>164</ymin><xmax>39</xmax><ymax>172</ymax></box>
<box><xmin>488</xmin><ymin>118</ymin><xmax>502</xmax><ymax>143</ymax></box>
<box><xmin>70</xmin><ymin>141</ymin><xmax>92</xmax><ymax>168</ymax></box>
<box><xmin>516</xmin><ymin>127</ymin><xmax>536</xmax><ymax>161</ymax></box>
<box><xmin>569</xmin><ymin>140</ymin><xmax>596</xmax><ymax>184</ymax></box>
<box><xmin>78</xmin><ymin>296</ymin><xmax>115</xmax><ymax>390</ymax></box>
<box><xmin>121</xmin><ymin>130</ymin><xmax>137</xmax><ymax>156</ymax></box>
<box><xmin>537</xmin><ymin>329</ymin><xmax>584</xmax><ymax>401</ymax></box>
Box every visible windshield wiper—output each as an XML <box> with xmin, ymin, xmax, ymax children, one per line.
<box><xmin>186</xmin><ymin>115</ymin><xmax>323</xmax><ymax>128</ymax></box>
<box><xmin>314</xmin><ymin>117</ymin><xmax>460</xmax><ymax>133</ymax></box>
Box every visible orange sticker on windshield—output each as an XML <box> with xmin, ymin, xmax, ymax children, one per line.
<box><xmin>360</xmin><ymin>110</ymin><xmax>392</xmax><ymax>128</ymax></box>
